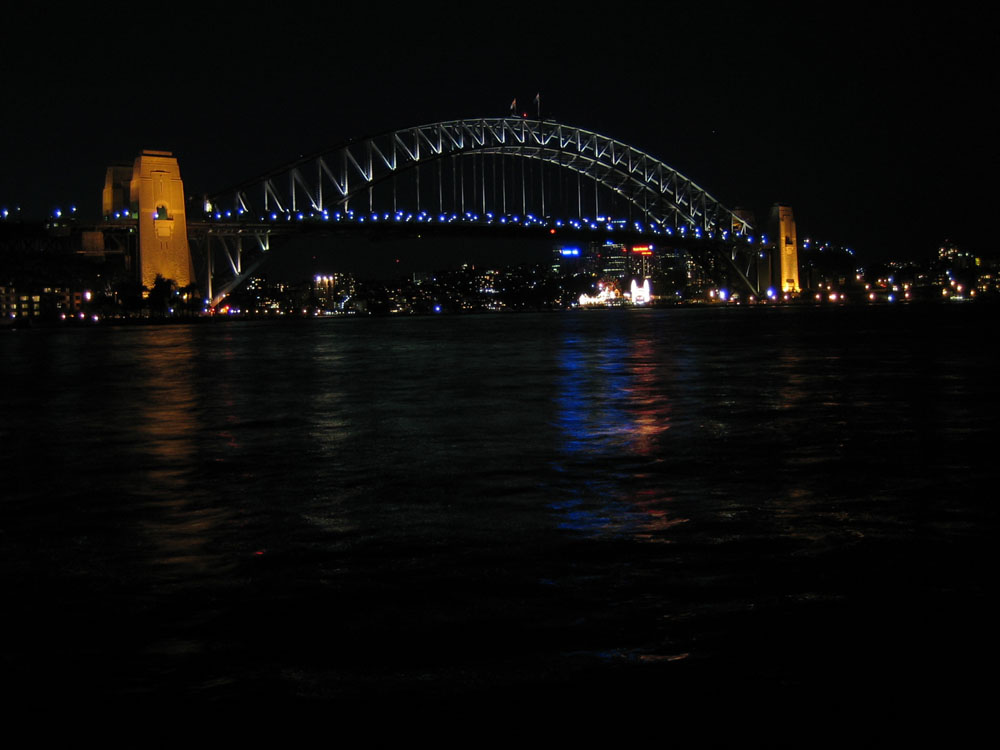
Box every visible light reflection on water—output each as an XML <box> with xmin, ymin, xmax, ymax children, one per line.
<box><xmin>132</xmin><ymin>328</ymin><xmax>239</xmax><ymax>589</ymax></box>
<box><xmin>552</xmin><ymin>315</ymin><xmax>680</xmax><ymax>539</ymax></box>
<box><xmin>1</xmin><ymin>305</ymin><xmax>997</xmax><ymax>705</ymax></box>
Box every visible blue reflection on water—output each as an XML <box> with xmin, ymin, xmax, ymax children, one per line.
<box><xmin>550</xmin><ymin>316</ymin><xmax>668</xmax><ymax>537</ymax></box>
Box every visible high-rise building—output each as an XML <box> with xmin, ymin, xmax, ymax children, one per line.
<box><xmin>597</xmin><ymin>241</ymin><xmax>629</xmax><ymax>279</ymax></box>
<box><xmin>551</xmin><ymin>245</ymin><xmax>585</xmax><ymax>275</ymax></box>
<box><xmin>630</xmin><ymin>245</ymin><xmax>654</xmax><ymax>279</ymax></box>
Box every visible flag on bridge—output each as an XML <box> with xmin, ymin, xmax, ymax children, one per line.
<box><xmin>510</xmin><ymin>98</ymin><xmax>517</xmax><ymax>115</ymax></box>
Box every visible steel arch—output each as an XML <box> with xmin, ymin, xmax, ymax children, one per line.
<box><xmin>211</xmin><ymin>118</ymin><xmax>752</xmax><ymax>235</ymax></box>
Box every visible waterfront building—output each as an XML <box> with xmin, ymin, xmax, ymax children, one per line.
<box><xmin>597</xmin><ymin>241</ymin><xmax>630</xmax><ymax>279</ymax></box>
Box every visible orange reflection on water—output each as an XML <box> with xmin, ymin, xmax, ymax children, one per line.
<box><xmin>132</xmin><ymin>328</ymin><xmax>235</xmax><ymax>576</ymax></box>
<box><xmin>553</xmin><ymin>320</ymin><xmax>681</xmax><ymax>541</ymax></box>
<box><xmin>623</xmin><ymin>334</ymin><xmax>673</xmax><ymax>456</ymax></box>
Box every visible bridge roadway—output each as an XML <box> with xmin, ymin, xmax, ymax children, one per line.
<box><xmin>45</xmin><ymin>210</ymin><xmax>760</xmax><ymax>307</ymax></box>
<box><xmin>185</xmin><ymin>212</ymin><xmax>760</xmax><ymax>305</ymax></box>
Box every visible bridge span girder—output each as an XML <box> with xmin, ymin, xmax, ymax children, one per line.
<box><xmin>210</xmin><ymin>118</ymin><xmax>753</xmax><ymax>239</ymax></box>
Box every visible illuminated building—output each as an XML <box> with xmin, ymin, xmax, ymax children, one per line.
<box><xmin>578</xmin><ymin>281</ymin><xmax>623</xmax><ymax>306</ymax></box>
<box><xmin>551</xmin><ymin>245</ymin><xmax>584</xmax><ymax>274</ymax></box>
<box><xmin>412</xmin><ymin>271</ymin><xmax>435</xmax><ymax>285</ymax></box>
<box><xmin>938</xmin><ymin>241</ymin><xmax>975</xmax><ymax>270</ymax></box>
<box><xmin>0</xmin><ymin>286</ymin><xmax>37</xmax><ymax>319</ymax></box>
<box><xmin>313</xmin><ymin>274</ymin><xmax>346</xmax><ymax>311</ymax></box>
<box><xmin>630</xmin><ymin>278</ymin><xmax>652</xmax><ymax>304</ymax></box>
<box><xmin>1</xmin><ymin>285</ymin><xmax>89</xmax><ymax>320</ymax></box>
<box><xmin>598</xmin><ymin>241</ymin><xmax>629</xmax><ymax>279</ymax></box>
<box><xmin>631</xmin><ymin>245</ymin><xmax>654</xmax><ymax>280</ymax></box>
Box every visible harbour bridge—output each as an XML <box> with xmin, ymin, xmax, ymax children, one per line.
<box><xmin>101</xmin><ymin>118</ymin><xmax>791</xmax><ymax>305</ymax></box>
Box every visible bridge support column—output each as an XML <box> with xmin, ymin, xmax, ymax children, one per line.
<box><xmin>767</xmin><ymin>204</ymin><xmax>800</xmax><ymax>293</ymax></box>
<box><xmin>205</xmin><ymin>234</ymin><xmax>213</xmax><ymax>303</ymax></box>
<box><xmin>131</xmin><ymin>150</ymin><xmax>194</xmax><ymax>289</ymax></box>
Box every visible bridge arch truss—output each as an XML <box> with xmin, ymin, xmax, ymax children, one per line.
<box><xmin>211</xmin><ymin>118</ymin><xmax>752</xmax><ymax>237</ymax></box>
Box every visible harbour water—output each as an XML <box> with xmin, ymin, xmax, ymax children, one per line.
<box><xmin>2</xmin><ymin>305</ymin><xmax>996</xmax><ymax>726</ymax></box>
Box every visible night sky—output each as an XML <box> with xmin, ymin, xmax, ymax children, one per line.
<box><xmin>1</xmin><ymin>5</ymin><xmax>994</xmax><ymax>263</ymax></box>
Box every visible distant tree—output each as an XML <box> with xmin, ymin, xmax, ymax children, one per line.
<box><xmin>177</xmin><ymin>283</ymin><xmax>202</xmax><ymax>316</ymax></box>
<box><xmin>114</xmin><ymin>278</ymin><xmax>145</xmax><ymax>316</ymax></box>
<box><xmin>148</xmin><ymin>274</ymin><xmax>177</xmax><ymax>316</ymax></box>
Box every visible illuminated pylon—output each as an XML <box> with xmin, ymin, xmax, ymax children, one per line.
<box><xmin>130</xmin><ymin>150</ymin><xmax>194</xmax><ymax>289</ymax></box>
<box><xmin>768</xmin><ymin>204</ymin><xmax>800</xmax><ymax>294</ymax></box>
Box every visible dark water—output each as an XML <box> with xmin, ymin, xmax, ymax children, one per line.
<box><xmin>2</xmin><ymin>306</ymin><xmax>997</xmax><ymax>725</ymax></box>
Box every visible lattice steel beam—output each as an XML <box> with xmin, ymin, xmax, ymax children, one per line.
<box><xmin>211</xmin><ymin>118</ymin><xmax>752</xmax><ymax>235</ymax></box>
